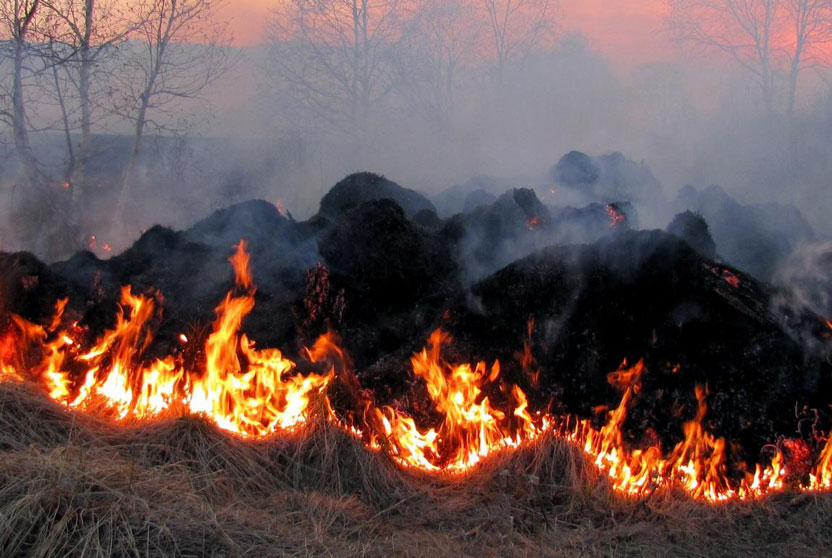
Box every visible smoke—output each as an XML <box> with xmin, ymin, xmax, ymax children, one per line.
<box><xmin>773</xmin><ymin>241</ymin><xmax>832</xmax><ymax>320</ymax></box>
<box><xmin>3</xmin><ymin>24</ymin><xmax>832</xmax><ymax>303</ymax></box>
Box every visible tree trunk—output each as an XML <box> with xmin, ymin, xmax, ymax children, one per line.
<box><xmin>12</xmin><ymin>38</ymin><xmax>41</xmax><ymax>187</ymax></box>
<box><xmin>787</xmin><ymin>54</ymin><xmax>801</xmax><ymax>117</ymax></box>
<box><xmin>115</xmin><ymin>96</ymin><xmax>149</xmax><ymax>226</ymax></box>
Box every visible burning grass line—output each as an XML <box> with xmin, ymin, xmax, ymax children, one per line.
<box><xmin>1</xmin><ymin>240</ymin><xmax>831</xmax><ymax>505</ymax></box>
<box><xmin>0</xmin><ymin>390</ymin><xmax>830</xmax><ymax>557</ymax></box>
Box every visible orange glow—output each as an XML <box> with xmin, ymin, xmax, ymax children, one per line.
<box><xmin>1</xmin><ymin>239</ymin><xmax>831</xmax><ymax>502</ymax></box>
<box><xmin>568</xmin><ymin>366</ymin><xmax>785</xmax><ymax>502</ymax></box>
<box><xmin>722</xmin><ymin>270</ymin><xmax>740</xmax><ymax>289</ymax></box>
<box><xmin>605</xmin><ymin>204</ymin><xmax>626</xmax><ymax>228</ymax></box>
<box><xmin>809</xmin><ymin>434</ymin><xmax>832</xmax><ymax>489</ymax></box>
<box><xmin>348</xmin><ymin>329</ymin><xmax>544</xmax><ymax>472</ymax></box>
<box><xmin>15</xmin><ymin>241</ymin><xmax>331</xmax><ymax>434</ymax></box>
<box><xmin>226</xmin><ymin>1</ymin><xmax>675</xmax><ymax>65</ymax></box>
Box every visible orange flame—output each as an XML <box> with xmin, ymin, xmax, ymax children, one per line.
<box><xmin>605</xmin><ymin>204</ymin><xmax>626</xmax><ymax>228</ymax></box>
<box><xmin>17</xmin><ymin>242</ymin><xmax>330</xmax><ymax>435</ymax></box>
<box><xmin>350</xmin><ymin>329</ymin><xmax>543</xmax><ymax>472</ymax></box>
<box><xmin>0</xmin><ymin>239</ymin><xmax>830</xmax><ymax>502</ymax></box>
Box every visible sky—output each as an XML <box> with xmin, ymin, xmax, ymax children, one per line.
<box><xmin>218</xmin><ymin>0</ymin><xmax>676</xmax><ymax>65</ymax></box>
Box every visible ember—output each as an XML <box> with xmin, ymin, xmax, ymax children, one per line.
<box><xmin>605</xmin><ymin>203</ymin><xmax>627</xmax><ymax>228</ymax></box>
<box><xmin>723</xmin><ymin>270</ymin><xmax>740</xmax><ymax>288</ymax></box>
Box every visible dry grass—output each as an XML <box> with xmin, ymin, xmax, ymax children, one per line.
<box><xmin>0</xmin><ymin>381</ymin><xmax>831</xmax><ymax>557</ymax></box>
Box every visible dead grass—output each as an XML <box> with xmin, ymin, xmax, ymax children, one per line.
<box><xmin>1</xmin><ymin>380</ymin><xmax>831</xmax><ymax>557</ymax></box>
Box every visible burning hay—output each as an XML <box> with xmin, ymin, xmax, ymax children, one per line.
<box><xmin>2</xmin><ymin>175</ymin><xmax>832</xmax><ymax>554</ymax></box>
<box><xmin>2</xmin><ymin>228</ymin><xmax>832</xmax><ymax>498</ymax></box>
<box><xmin>1</xmin><ymin>379</ymin><xmax>832</xmax><ymax>557</ymax></box>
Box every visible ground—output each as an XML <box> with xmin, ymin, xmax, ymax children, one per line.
<box><xmin>1</xmin><ymin>379</ymin><xmax>829</xmax><ymax>558</ymax></box>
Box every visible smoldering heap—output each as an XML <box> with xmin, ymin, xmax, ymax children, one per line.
<box><xmin>2</xmin><ymin>169</ymin><xmax>832</xmax><ymax>488</ymax></box>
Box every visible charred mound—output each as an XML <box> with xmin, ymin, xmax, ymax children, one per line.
<box><xmin>675</xmin><ymin>185</ymin><xmax>816</xmax><ymax>281</ymax></box>
<box><xmin>550</xmin><ymin>150</ymin><xmax>664</xmax><ymax>204</ymax></box>
<box><xmin>667</xmin><ymin>210</ymin><xmax>717</xmax><ymax>260</ymax></box>
<box><xmin>439</xmin><ymin>229</ymin><xmax>832</xmax><ymax>464</ymax></box>
<box><xmin>49</xmin><ymin>200</ymin><xmax>322</xmax><ymax>351</ymax></box>
<box><xmin>442</xmin><ymin>188</ymin><xmax>552</xmax><ymax>282</ymax></box>
<box><xmin>442</xmin><ymin>188</ymin><xmax>638</xmax><ymax>282</ymax></box>
<box><xmin>3</xmin><ymin>173</ymin><xmax>832</xmax><ymax>472</ymax></box>
<box><xmin>318</xmin><ymin>172</ymin><xmax>436</xmax><ymax>219</ymax></box>
<box><xmin>316</xmin><ymin>199</ymin><xmax>458</xmax><ymax>367</ymax></box>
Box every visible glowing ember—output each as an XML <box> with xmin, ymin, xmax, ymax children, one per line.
<box><xmin>1</xmin><ymin>239</ymin><xmax>831</xmax><ymax>502</ymax></box>
<box><xmin>722</xmin><ymin>270</ymin><xmax>740</xmax><ymax>289</ymax></box>
<box><xmin>275</xmin><ymin>199</ymin><xmax>287</xmax><ymax>216</ymax></box>
<box><xmin>526</xmin><ymin>216</ymin><xmax>541</xmax><ymax>230</ymax></box>
<box><xmin>605</xmin><ymin>204</ymin><xmax>626</xmax><ymax>228</ymax></box>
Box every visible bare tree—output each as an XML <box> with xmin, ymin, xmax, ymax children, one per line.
<box><xmin>669</xmin><ymin>0</ymin><xmax>832</xmax><ymax>114</ymax></box>
<box><xmin>0</xmin><ymin>0</ymin><xmax>44</xmax><ymax>187</ymax></box>
<box><xmin>111</xmin><ymin>0</ymin><xmax>233</xmax><ymax>223</ymax></box>
<box><xmin>669</xmin><ymin>0</ymin><xmax>781</xmax><ymax>112</ymax></box>
<box><xmin>785</xmin><ymin>0</ymin><xmax>832</xmax><ymax>115</ymax></box>
<box><xmin>477</xmin><ymin>0</ymin><xmax>555</xmax><ymax>83</ymax></box>
<box><xmin>39</xmin><ymin>0</ymin><xmax>138</xmax><ymax>201</ymax></box>
<box><xmin>267</xmin><ymin>0</ymin><xmax>404</xmax><ymax>136</ymax></box>
<box><xmin>393</xmin><ymin>0</ymin><xmax>476</xmax><ymax>132</ymax></box>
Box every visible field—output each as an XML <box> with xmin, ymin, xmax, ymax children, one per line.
<box><xmin>1</xmin><ymin>379</ymin><xmax>830</xmax><ymax>558</ymax></box>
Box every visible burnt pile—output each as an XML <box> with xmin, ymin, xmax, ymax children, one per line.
<box><xmin>674</xmin><ymin>185</ymin><xmax>816</xmax><ymax>281</ymax></box>
<box><xmin>2</xmin><ymin>171</ymin><xmax>831</xmax><ymax>480</ymax></box>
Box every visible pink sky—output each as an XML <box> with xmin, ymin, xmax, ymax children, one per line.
<box><xmin>220</xmin><ymin>0</ymin><xmax>675</xmax><ymax>64</ymax></box>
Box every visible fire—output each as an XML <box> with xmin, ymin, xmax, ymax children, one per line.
<box><xmin>566</xmin><ymin>361</ymin><xmax>787</xmax><ymax>502</ymax></box>
<box><xmin>1</xmin><ymin>239</ymin><xmax>832</xmax><ymax>502</ymax></box>
<box><xmin>722</xmin><ymin>270</ymin><xmax>740</xmax><ymax>288</ymax></box>
<box><xmin>12</xmin><ymin>241</ymin><xmax>331</xmax><ymax>436</ymax></box>
<box><xmin>605</xmin><ymin>203</ymin><xmax>626</xmax><ymax>228</ymax></box>
<box><xmin>347</xmin><ymin>329</ymin><xmax>544</xmax><ymax>472</ymax></box>
<box><xmin>809</xmin><ymin>434</ymin><xmax>832</xmax><ymax>489</ymax></box>
<box><xmin>275</xmin><ymin>199</ymin><xmax>287</xmax><ymax>216</ymax></box>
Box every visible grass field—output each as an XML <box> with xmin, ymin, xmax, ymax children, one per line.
<box><xmin>1</xmin><ymin>379</ymin><xmax>830</xmax><ymax>557</ymax></box>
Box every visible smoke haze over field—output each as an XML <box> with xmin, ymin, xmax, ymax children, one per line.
<box><xmin>200</xmin><ymin>37</ymin><xmax>832</xmax><ymax>235</ymax></box>
<box><xmin>3</xmin><ymin>0</ymin><xmax>832</xmax><ymax>262</ymax></box>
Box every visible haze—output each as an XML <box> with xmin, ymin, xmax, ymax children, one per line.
<box><xmin>2</xmin><ymin>0</ymin><xmax>832</xmax><ymax>262</ymax></box>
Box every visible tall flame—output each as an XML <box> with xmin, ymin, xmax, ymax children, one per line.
<box><xmin>0</xmin><ymin>239</ymin><xmax>830</xmax><ymax>502</ymax></box>
<box><xmin>25</xmin><ymin>241</ymin><xmax>330</xmax><ymax>436</ymax></box>
<box><xmin>349</xmin><ymin>329</ymin><xmax>542</xmax><ymax>472</ymax></box>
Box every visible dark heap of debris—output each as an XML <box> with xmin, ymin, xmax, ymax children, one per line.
<box><xmin>1</xmin><ymin>171</ymin><xmax>831</xmax><ymax>471</ymax></box>
<box><xmin>550</xmin><ymin>150</ymin><xmax>664</xmax><ymax>205</ymax></box>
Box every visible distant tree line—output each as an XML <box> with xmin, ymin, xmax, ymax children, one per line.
<box><xmin>265</xmin><ymin>0</ymin><xmax>557</xmax><ymax>141</ymax></box>
<box><xmin>0</xmin><ymin>0</ymin><xmax>559</xmax><ymax>259</ymax></box>
<box><xmin>668</xmin><ymin>0</ymin><xmax>832</xmax><ymax>115</ymax></box>
<box><xmin>0</xmin><ymin>0</ymin><xmax>233</xmax><ymax>258</ymax></box>
<box><xmin>4</xmin><ymin>0</ymin><xmax>832</xmax><ymax>260</ymax></box>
